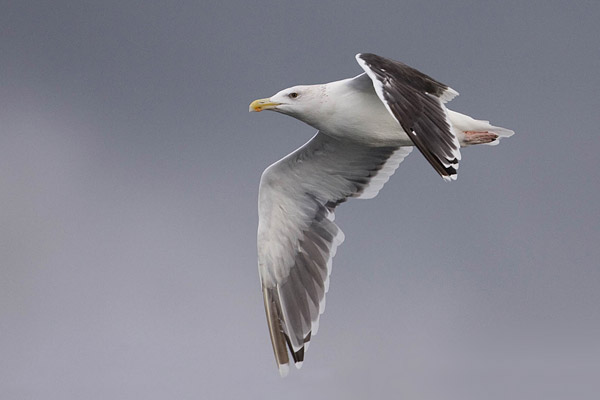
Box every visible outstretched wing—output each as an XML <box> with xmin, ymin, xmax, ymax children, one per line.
<box><xmin>258</xmin><ymin>132</ymin><xmax>412</xmax><ymax>376</ymax></box>
<box><xmin>356</xmin><ymin>53</ymin><xmax>461</xmax><ymax>180</ymax></box>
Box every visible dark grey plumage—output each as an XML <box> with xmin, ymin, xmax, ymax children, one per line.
<box><xmin>357</xmin><ymin>53</ymin><xmax>461</xmax><ymax>179</ymax></box>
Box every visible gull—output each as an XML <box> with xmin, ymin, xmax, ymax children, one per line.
<box><xmin>249</xmin><ymin>53</ymin><xmax>513</xmax><ymax>376</ymax></box>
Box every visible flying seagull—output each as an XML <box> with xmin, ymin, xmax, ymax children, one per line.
<box><xmin>249</xmin><ymin>53</ymin><xmax>513</xmax><ymax>377</ymax></box>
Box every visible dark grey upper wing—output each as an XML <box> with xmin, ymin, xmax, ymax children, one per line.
<box><xmin>258</xmin><ymin>132</ymin><xmax>412</xmax><ymax>375</ymax></box>
<box><xmin>356</xmin><ymin>53</ymin><xmax>461</xmax><ymax>180</ymax></box>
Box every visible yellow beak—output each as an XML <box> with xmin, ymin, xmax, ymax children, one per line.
<box><xmin>249</xmin><ymin>98</ymin><xmax>281</xmax><ymax>112</ymax></box>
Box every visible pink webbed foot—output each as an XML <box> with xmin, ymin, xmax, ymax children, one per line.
<box><xmin>463</xmin><ymin>131</ymin><xmax>499</xmax><ymax>146</ymax></box>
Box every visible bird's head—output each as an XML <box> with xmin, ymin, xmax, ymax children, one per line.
<box><xmin>249</xmin><ymin>85</ymin><xmax>328</xmax><ymax>126</ymax></box>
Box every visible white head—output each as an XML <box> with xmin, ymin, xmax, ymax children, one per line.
<box><xmin>249</xmin><ymin>84</ymin><xmax>329</xmax><ymax>128</ymax></box>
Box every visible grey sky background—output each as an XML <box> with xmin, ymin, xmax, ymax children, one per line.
<box><xmin>1</xmin><ymin>1</ymin><xmax>599</xmax><ymax>399</ymax></box>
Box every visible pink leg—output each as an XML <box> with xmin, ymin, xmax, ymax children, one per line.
<box><xmin>463</xmin><ymin>131</ymin><xmax>499</xmax><ymax>145</ymax></box>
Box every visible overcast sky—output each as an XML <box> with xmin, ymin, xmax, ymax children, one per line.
<box><xmin>1</xmin><ymin>1</ymin><xmax>599</xmax><ymax>399</ymax></box>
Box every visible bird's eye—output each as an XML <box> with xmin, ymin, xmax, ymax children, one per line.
<box><xmin>288</xmin><ymin>92</ymin><xmax>298</xmax><ymax>99</ymax></box>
